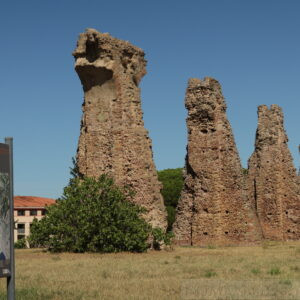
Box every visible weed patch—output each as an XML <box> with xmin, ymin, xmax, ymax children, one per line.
<box><xmin>251</xmin><ymin>268</ymin><xmax>261</xmax><ymax>275</ymax></box>
<box><xmin>203</xmin><ymin>269</ymin><xmax>217</xmax><ymax>278</ymax></box>
<box><xmin>269</xmin><ymin>267</ymin><xmax>281</xmax><ymax>275</ymax></box>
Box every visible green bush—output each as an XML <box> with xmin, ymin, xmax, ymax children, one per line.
<box><xmin>14</xmin><ymin>238</ymin><xmax>26</xmax><ymax>249</ymax></box>
<box><xmin>28</xmin><ymin>175</ymin><xmax>151</xmax><ymax>253</ymax></box>
<box><xmin>152</xmin><ymin>228</ymin><xmax>174</xmax><ymax>250</ymax></box>
<box><xmin>157</xmin><ymin>168</ymin><xmax>183</xmax><ymax>231</ymax></box>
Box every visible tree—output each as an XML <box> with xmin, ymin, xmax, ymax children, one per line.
<box><xmin>29</xmin><ymin>175</ymin><xmax>151</xmax><ymax>253</ymax></box>
<box><xmin>157</xmin><ymin>168</ymin><xmax>184</xmax><ymax>231</ymax></box>
<box><xmin>242</xmin><ymin>168</ymin><xmax>248</xmax><ymax>176</ymax></box>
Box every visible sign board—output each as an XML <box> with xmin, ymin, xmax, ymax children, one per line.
<box><xmin>0</xmin><ymin>143</ymin><xmax>11</xmax><ymax>277</ymax></box>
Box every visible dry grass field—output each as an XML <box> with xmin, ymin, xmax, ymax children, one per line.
<box><xmin>0</xmin><ymin>241</ymin><xmax>300</xmax><ymax>299</ymax></box>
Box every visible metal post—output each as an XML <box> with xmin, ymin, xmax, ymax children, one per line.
<box><xmin>5</xmin><ymin>138</ymin><xmax>15</xmax><ymax>300</ymax></box>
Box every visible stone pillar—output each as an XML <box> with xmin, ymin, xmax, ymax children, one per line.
<box><xmin>173</xmin><ymin>77</ymin><xmax>262</xmax><ymax>246</ymax></box>
<box><xmin>73</xmin><ymin>29</ymin><xmax>167</xmax><ymax>229</ymax></box>
<box><xmin>248</xmin><ymin>105</ymin><xmax>300</xmax><ymax>240</ymax></box>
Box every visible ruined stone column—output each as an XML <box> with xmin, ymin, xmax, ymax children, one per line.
<box><xmin>73</xmin><ymin>29</ymin><xmax>167</xmax><ymax>229</ymax></box>
<box><xmin>173</xmin><ymin>77</ymin><xmax>262</xmax><ymax>246</ymax></box>
<box><xmin>248</xmin><ymin>105</ymin><xmax>300</xmax><ymax>240</ymax></box>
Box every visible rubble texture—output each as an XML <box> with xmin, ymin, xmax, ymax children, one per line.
<box><xmin>73</xmin><ymin>28</ymin><xmax>167</xmax><ymax>229</ymax></box>
<box><xmin>173</xmin><ymin>77</ymin><xmax>262</xmax><ymax>245</ymax></box>
<box><xmin>248</xmin><ymin>105</ymin><xmax>300</xmax><ymax>240</ymax></box>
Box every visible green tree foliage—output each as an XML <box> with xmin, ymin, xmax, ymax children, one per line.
<box><xmin>28</xmin><ymin>175</ymin><xmax>151</xmax><ymax>253</ymax></box>
<box><xmin>14</xmin><ymin>238</ymin><xmax>26</xmax><ymax>249</ymax></box>
<box><xmin>242</xmin><ymin>168</ymin><xmax>248</xmax><ymax>176</ymax></box>
<box><xmin>151</xmin><ymin>228</ymin><xmax>174</xmax><ymax>250</ymax></box>
<box><xmin>157</xmin><ymin>168</ymin><xmax>184</xmax><ymax>231</ymax></box>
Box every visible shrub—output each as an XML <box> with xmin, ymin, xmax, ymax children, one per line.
<box><xmin>151</xmin><ymin>228</ymin><xmax>174</xmax><ymax>250</ymax></box>
<box><xmin>28</xmin><ymin>175</ymin><xmax>151</xmax><ymax>253</ymax></box>
<box><xmin>14</xmin><ymin>238</ymin><xmax>26</xmax><ymax>249</ymax></box>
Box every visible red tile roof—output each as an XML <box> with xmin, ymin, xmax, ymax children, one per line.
<box><xmin>14</xmin><ymin>196</ymin><xmax>56</xmax><ymax>208</ymax></box>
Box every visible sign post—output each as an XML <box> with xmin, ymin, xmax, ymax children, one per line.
<box><xmin>0</xmin><ymin>138</ymin><xmax>15</xmax><ymax>299</ymax></box>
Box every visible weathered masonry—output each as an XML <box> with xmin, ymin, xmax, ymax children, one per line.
<box><xmin>248</xmin><ymin>105</ymin><xmax>300</xmax><ymax>240</ymax></box>
<box><xmin>173</xmin><ymin>77</ymin><xmax>262</xmax><ymax>245</ymax></box>
<box><xmin>73</xmin><ymin>29</ymin><xmax>167</xmax><ymax>229</ymax></box>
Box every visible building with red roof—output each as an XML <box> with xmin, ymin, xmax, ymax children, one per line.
<box><xmin>14</xmin><ymin>196</ymin><xmax>56</xmax><ymax>243</ymax></box>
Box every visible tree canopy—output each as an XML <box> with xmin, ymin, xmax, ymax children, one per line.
<box><xmin>157</xmin><ymin>168</ymin><xmax>184</xmax><ymax>231</ymax></box>
<box><xmin>29</xmin><ymin>175</ymin><xmax>151</xmax><ymax>253</ymax></box>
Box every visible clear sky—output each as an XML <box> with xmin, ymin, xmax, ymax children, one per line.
<box><xmin>1</xmin><ymin>0</ymin><xmax>299</xmax><ymax>199</ymax></box>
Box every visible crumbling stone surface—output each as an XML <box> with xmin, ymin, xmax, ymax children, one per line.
<box><xmin>173</xmin><ymin>77</ymin><xmax>262</xmax><ymax>245</ymax></box>
<box><xmin>73</xmin><ymin>28</ymin><xmax>167</xmax><ymax>229</ymax></box>
<box><xmin>248</xmin><ymin>105</ymin><xmax>300</xmax><ymax>240</ymax></box>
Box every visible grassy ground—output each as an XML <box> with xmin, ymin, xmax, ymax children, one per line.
<box><xmin>0</xmin><ymin>241</ymin><xmax>299</xmax><ymax>299</ymax></box>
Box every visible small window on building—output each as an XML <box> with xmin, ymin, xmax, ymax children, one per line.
<box><xmin>41</xmin><ymin>210</ymin><xmax>46</xmax><ymax>216</ymax></box>
<box><xmin>17</xmin><ymin>235</ymin><xmax>25</xmax><ymax>241</ymax></box>
<box><xmin>17</xmin><ymin>210</ymin><xmax>25</xmax><ymax>216</ymax></box>
<box><xmin>30</xmin><ymin>210</ymin><xmax>37</xmax><ymax>216</ymax></box>
<box><xmin>17</xmin><ymin>223</ymin><xmax>25</xmax><ymax>234</ymax></box>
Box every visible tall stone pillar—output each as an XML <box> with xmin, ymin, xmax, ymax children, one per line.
<box><xmin>248</xmin><ymin>105</ymin><xmax>300</xmax><ymax>240</ymax></box>
<box><xmin>73</xmin><ymin>29</ymin><xmax>167</xmax><ymax>229</ymax></box>
<box><xmin>173</xmin><ymin>77</ymin><xmax>262</xmax><ymax>245</ymax></box>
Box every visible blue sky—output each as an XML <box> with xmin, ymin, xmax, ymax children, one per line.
<box><xmin>1</xmin><ymin>0</ymin><xmax>299</xmax><ymax>198</ymax></box>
